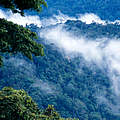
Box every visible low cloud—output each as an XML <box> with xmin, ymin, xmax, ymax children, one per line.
<box><xmin>78</xmin><ymin>13</ymin><xmax>106</xmax><ymax>25</ymax></box>
<box><xmin>1</xmin><ymin>8</ymin><xmax>120</xmax><ymax>28</ymax></box>
<box><xmin>40</xmin><ymin>24</ymin><xmax>120</xmax><ymax>96</ymax></box>
<box><xmin>1</xmin><ymin>8</ymin><xmax>120</xmax><ymax>114</ymax></box>
<box><xmin>3</xmin><ymin>56</ymin><xmax>57</xmax><ymax>95</ymax></box>
<box><xmin>0</xmin><ymin>9</ymin><xmax>42</xmax><ymax>27</ymax></box>
<box><xmin>32</xmin><ymin>79</ymin><xmax>57</xmax><ymax>94</ymax></box>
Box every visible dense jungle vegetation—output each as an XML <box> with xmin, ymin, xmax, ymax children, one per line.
<box><xmin>1</xmin><ymin>0</ymin><xmax>120</xmax><ymax>120</ymax></box>
<box><xmin>40</xmin><ymin>0</ymin><xmax>120</xmax><ymax>20</ymax></box>
<box><xmin>0</xmin><ymin>87</ymin><xmax>76</xmax><ymax>120</ymax></box>
<box><xmin>0</xmin><ymin>0</ymin><xmax>71</xmax><ymax>119</ymax></box>
<box><xmin>1</xmin><ymin>21</ymin><xmax>120</xmax><ymax>119</ymax></box>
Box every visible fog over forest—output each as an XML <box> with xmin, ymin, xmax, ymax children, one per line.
<box><xmin>1</xmin><ymin>0</ymin><xmax>120</xmax><ymax>119</ymax></box>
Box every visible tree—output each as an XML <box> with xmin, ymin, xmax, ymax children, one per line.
<box><xmin>0</xmin><ymin>87</ymin><xmax>75</xmax><ymax>120</ymax></box>
<box><xmin>0</xmin><ymin>0</ymin><xmax>47</xmax><ymax>66</ymax></box>
<box><xmin>0</xmin><ymin>87</ymin><xmax>40</xmax><ymax>120</ymax></box>
<box><xmin>0</xmin><ymin>0</ymin><xmax>47</xmax><ymax>15</ymax></box>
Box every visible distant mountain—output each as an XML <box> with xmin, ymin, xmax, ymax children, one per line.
<box><xmin>39</xmin><ymin>0</ymin><xmax>120</xmax><ymax>20</ymax></box>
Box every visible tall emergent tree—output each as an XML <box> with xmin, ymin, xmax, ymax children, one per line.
<box><xmin>0</xmin><ymin>0</ymin><xmax>47</xmax><ymax>66</ymax></box>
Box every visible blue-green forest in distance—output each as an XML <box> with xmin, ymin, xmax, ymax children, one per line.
<box><xmin>1</xmin><ymin>0</ymin><xmax>120</xmax><ymax>119</ymax></box>
<box><xmin>39</xmin><ymin>0</ymin><xmax>120</xmax><ymax>20</ymax></box>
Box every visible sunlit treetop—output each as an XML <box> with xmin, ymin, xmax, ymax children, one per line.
<box><xmin>0</xmin><ymin>0</ymin><xmax>47</xmax><ymax>15</ymax></box>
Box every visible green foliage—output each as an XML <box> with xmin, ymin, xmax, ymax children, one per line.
<box><xmin>0</xmin><ymin>87</ymin><xmax>77</xmax><ymax>120</ymax></box>
<box><xmin>0</xmin><ymin>87</ymin><xmax>40</xmax><ymax>120</ymax></box>
<box><xmin>1</xmin><ymin>21</ymin><xmax>120</xmax><ymax>119</ymax></box>
<box><xmin>0</xmin><ymin>0</ymin><xmax>47</xmax><ymax>66</ymax></box>
<box><xmin>0</xmin><ymin>0</ymin><xmax>47</xmax><ymax>15</ymax></box>
<box><xmin>43</xmin><ymin>105</ymin><xmax>60</xmax><ymax>119</ymax></box>
<box><xmin>0</xmin><ymin>18</ymin><xmax>44</xmax><ymax>66</ymax></box>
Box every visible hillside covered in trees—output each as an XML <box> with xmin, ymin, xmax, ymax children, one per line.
<box><xmin>1</xmin><ymin>0</ymin><xmax>120</xmax><ymax>120</ymax></box>
<box><xmin>0</xmin><ymin>87</ymin><xmax>76</xmax><ymax>120</ymax></box>
<box><xmin>1</xmin><ymin>20</ymin><xmax>120</xmax><ymax>119</ymax></box>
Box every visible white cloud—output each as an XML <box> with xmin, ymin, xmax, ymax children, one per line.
<box><xmin>40</xmin><ymin>12</ymin><xmax>120</xmax><ymax>26</ymax></box>
<box><xmin>32</xmin><ymin>79</ymin><xmax>55</xmax><ymax>94</ymax></box>
<box><xmin>40</xmin><ymin>25</ymin><xmax>103</xmax><ymax>62</ymax></box>
<box><xmin>78</xmin><ymin>13</ymin><xmax>106</xmax><ymax>25</ymax></box>
<box><xmin>40</xmin><ymin>25</ymin><xmax>120</xmax><ymax>96</ymax></box>
<box><xmin>0</xmin><ymin>9</ymin><xmax>42</xmax><ymax>27</ymax></box>
<box><xmin>1</xmin><ymin>8</ymin><xmax>120</xmax><ymax>28</ymax></box>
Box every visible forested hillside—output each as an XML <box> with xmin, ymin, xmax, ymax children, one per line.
<box><xmin>1</xmin><ymin>20</ymin><xmax>120</xmax><ymax>119</ymax></box>
<box><xmin>1</xmin><ymin>0</ymin><xmax>120</xmax><ymax>120</ymax></box>
<box><xmin>0</xmin><ymin>87</ymin><xmax>76</xmax><ymax>120</ymax></box>
<box><xmin>40</xmin><ymin>0</ymin><xmax>120</xmax><ymax>20</ymax></box>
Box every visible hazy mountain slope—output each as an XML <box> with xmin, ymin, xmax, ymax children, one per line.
<box><xmin>1</xmin><ymin>20</ymin><xmax>120</xmax><ymax>119</ymax></box>
<box><xmin>1</xmin><ymin>0</ymin><xmax>120</xmax><ymax>119</ymax></box>
<box><xmin>40</xmin><ymin>0</ymin><xmax>120</xmax><ymax>20</ymax></box>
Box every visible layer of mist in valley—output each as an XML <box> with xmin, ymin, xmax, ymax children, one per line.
<box><xmin>1</xmin><ymin>7</ymin><xmax>120</xmax><ymax>118</ymax></box>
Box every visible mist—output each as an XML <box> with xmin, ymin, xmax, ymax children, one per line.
<box><xmin>1</xmin><ymin>8</ymin><xmax>120</xmax><ymax>28</ymax></box>
<box><xmin>0</xmin><ymin>8</ymin><xmax>42</xmax><ymax>27</ymax></box>
<box><xmin>39</xmin><ymin>24</ymin><xmax>120</xmax><ymax>97</ymax></box>
<box><xmin>1</xmin><ymin>7</ymin><xmax>120</xmax><ymax>115</ymax></box>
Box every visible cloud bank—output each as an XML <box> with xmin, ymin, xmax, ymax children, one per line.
<box><xmin>0</xmin><ymin>9</ymin><xmax>42</xmax><ymax>27</ymax></box>
<box><xmin>40</xmin><ymin>25</ymin><xmax>120</xmax><ymax>96</ymax></box>
<box><xmin>1</xmin><ymin>8</ymin><xmax>120</xmax><ymax>28</ymax></box>
<box><xmin>1</xmin><ymin>7</ymin><xmax>120</xmax><ymax>113</ymax></box>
